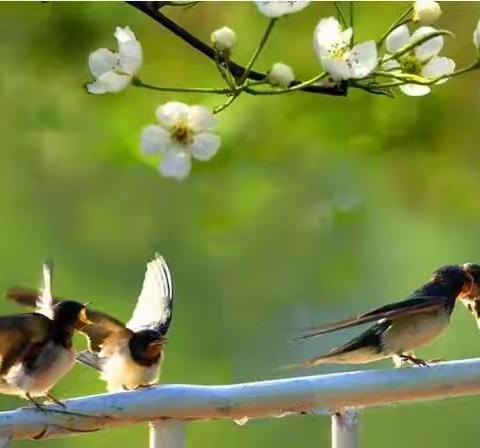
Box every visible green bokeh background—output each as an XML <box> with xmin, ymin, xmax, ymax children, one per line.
<box><xmin>1</xmin><ymin>1</ymin><xmax>480</xmax><ymax>446</ymax></box>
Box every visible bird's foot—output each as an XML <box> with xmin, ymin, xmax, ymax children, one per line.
<box><xmin>45</xmin><ymin>393</ymin><xmax>67</xmax><ymax>407</ymax></box>
<box><xmin>26</xmin><ymin>393</ymin><xmax>46</xmax><ymax>411</ymax></box>
<box><xmin>133</xmin><ymin>383</ymin><xmax>157</xmax><ymax>390</ymax></box>
<box><xmin>400</xmin><ymin>354</ymin><xmax>429</xmax><ymax>367</ymax></box>
<box><xmin>428</xmin><ymin>358</ymin><xmax>445</xmax><ymax>364</ymax></box>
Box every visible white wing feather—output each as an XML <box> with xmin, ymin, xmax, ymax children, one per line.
<box><xmin>36</xmin><ymin>261</ymin><xmax>55</xmax><ymax>320</ymax></box>
<box><xmin>126</xmin><ymin>254</ymin><xmax>173</xmax><ymax>333</ymax></box>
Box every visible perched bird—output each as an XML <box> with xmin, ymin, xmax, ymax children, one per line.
<box><xmin>459</xmin><ymin>263</ymin><xmax>480</xmax><ymax>327</ymax></box>
<box><xmin>293</xmin><ymin>265</ymin><xmax>475</xmax><ymax>368</ymax></box>
<box><xmin>0</xmin><ymin>262</ymin><xmax>91</xmax><ymax>408</ymax></box>
<box><xmin>7</xmin><ymin>254</ymin><xmax>173</xmax><ymax>392</ymax></box>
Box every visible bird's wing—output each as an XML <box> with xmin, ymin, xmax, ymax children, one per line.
<box><xmin>79</xmin><ymin>309</ymin><xmax>130</xmax><ymax>352</ymax></box>
<box><xmin>0</xmin><ymin>314</ymin><xmax>51</xmax><ymax>375</ymax></box>
<box><xmin>35</xmin><ymin>262</ymin><xmax>55</xmax><ymax>320</ymax></box>
<box><xmin>5</xmin><ymin>287</ymin><xmax>57</xmax><ymax>308</ymax></box>
<box><xmin>4</xmin><ymin>279</ymin><xmax>130</xmax><ymax>353</ymax></box>
<box><xmin>76</xmin><ymin>350</ymin><xmax>102</xmax><ymax>371</ymax></box>
<box><xmin>126</xmin><ymin>254</ymin><xmax>173</xmax><ymax>335</ymax></box>
<box><xmin>295</xmin><ymin>296</ymin><xmax>448</xmax><ymax>341</ymax></box>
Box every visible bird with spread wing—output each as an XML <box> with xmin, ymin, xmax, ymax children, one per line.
<box><xmin>0</xmin><ymin>262</ymin><xmax>91</xmax><ymax>408</ymax></box>
<box><xmin>292</xmin><ymin>265</ymin><xmax>476</xmax><ymax>368</ymax></box>
<box><xmin>6</xmin><ymin>254</ymin><xmax>173</xmax><ymax>392</ymax></box>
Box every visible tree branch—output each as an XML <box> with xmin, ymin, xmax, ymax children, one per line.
<box><xmin>126</xmin><ymin>1</ymin><xmax>348</xmax><ymax>97</ymax></box>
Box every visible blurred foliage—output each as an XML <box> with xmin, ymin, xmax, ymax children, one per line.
<box><xmin>1</xmin><ymin>2</ymin><xmax>480</xmax><ymax>447</ymax></box>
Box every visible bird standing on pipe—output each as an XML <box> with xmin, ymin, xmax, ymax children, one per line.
<box><xmin>7</xmin><ymin>254</ymin><xmax>173</xmax><ymax>393</ymax></box>
<box><xmin>0</xmin><ymin>262</ymin><xmax>91</xmax><ymax>408</ymax></box>
<box><xmin>293</xmin><ymin>265</ymin><xmax>477</xmax><ymax>368</ymax></box>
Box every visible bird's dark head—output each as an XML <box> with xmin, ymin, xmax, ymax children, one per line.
<box><xmin>129</xmin><ymin>329</ymin><xmax>165</xmax><ymax>367</ymax></box>
<box><xmin>461</xmin><ymin>263</ymin><xmax>480</xmax><ymax>300</ymax></box>
<box><xmin>53</xmin><ymin>300</ymin><xmax>92</xmax><ymax>331</ymax></box>
<box><xmin>431</xmin><ymin>265</ymin><xmax>472</xmax><ymax>298</ymax></box>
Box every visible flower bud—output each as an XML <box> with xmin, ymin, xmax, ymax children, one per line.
<box><xmin>211</xmin><ymin>26</ymin><xmax>237</xmax><ymax>52</ymax></box>
<box><xmin>413</xmin><ymin>0</ymin><xmax>442</xmax><ymax>25</ymax></box>
<box><xmin>268</xmin><ymin>63</ymin><xmax>295</xmax><ymax>88</ymax></box>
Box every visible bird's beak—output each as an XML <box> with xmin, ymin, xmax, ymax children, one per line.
<box><xmin>459</xmin><ymin>270</ymin><xmax>480</xmax><ymax>300</ymax></box>
<box><xmin>78</xmin><ymin>307</ymin><xmax>93</xmax><ymax>326</ymax></box>
<box><xmin>146</xmin><ymin>338</ymin><xmax>165</xmax><ymax>357</ymax></box>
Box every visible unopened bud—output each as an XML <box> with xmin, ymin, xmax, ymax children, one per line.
<box><xmin>413</xmin><ymin>0</ymin><xmax>442</xmax><ymax>25</ymax></box>
<box><xmin>211</xmin><ymin>26</ymin><xmax>237</xmax><ymax>51</ymax></box>
<box><xmin>268</xmin><ymin>62</ymin><xmax>295</xmax><ymax>88</ymax></box>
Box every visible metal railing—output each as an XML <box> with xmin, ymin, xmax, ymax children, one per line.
<box><xmin>1</xmin><ymin>358</ymin><xmax>480</xmax><ymax>447</ymax></box>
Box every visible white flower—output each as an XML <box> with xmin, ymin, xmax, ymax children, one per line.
<box><xmin>313</xmin><ymin>17</ymin><xmax>377</xmax><ymax>81</ymax></box>
<box><xmin>87</xmin><ymin>26</ymin><xmax>142</xmax><ymax>94</ymax></box>
<box><xmin>211</xmin><ymin>26</ymin><xmax>237</xmax><ymax>51</ymax></box>
<box><xmin>413</xmin><ymin>0</ymin><xmax>442</xmax><ymax>25</ymax></box>
<box><xmin>474</xmin><ymin>19</ymin><xmax>480</xmax><ymax>50</ymax></box>
<box><xmin>141</xmin><ymin>102</ymin><xmax>220</xmax><ymax>180</ymax></box>
<box><xmin>254</xmin><ymin>1</ymin><xmax>309</xmax><ymax>18</ymax></box>
<box><xmin>384</xmin><ymin>25</ymin><xmax>455</xmax><ymax>96</ymax></box>
<box><xmin>268</xmin><ymin>62</ymin><xmax>295</xmax><ymax>87</ymax></box>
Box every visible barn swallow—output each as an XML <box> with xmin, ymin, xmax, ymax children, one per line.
<box><xmin>0</xmin><ymin>262</ymin><xmax>91</xmax><ymax>408</ymax></box>
<box><xmin>459</xmin><ymin>263</ymin><xmax>480</xmax><ymax>327</ymax></box>
<box><xmin>7</xmin><ymin>254</ymin><xmax>173</xmax><ymax>393</ymax></box>
<box><xmin>292</xmin><ymin>265</ymin><xmax>474</xmax><ymax>368</ymax></box>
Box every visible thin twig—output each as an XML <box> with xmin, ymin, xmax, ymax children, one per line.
<box><xmin>126</xmin><ymin>1</ymin><xmax>348</xmax><ymax>97</ymax></box>
<box><xmin>377</xmin><ymin>5</ymin><xmax>413</xmax><ymax>46</ymax></box>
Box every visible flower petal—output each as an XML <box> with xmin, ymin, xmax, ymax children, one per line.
<box><xmin>421</xmin><ymin>56</ymin><xmax>455</xmax><ymax>84</ymax></box>
<box><xmin>119</xmin><ymin>40</ymin><xmax>142</xmax><ymax>75</ymax></box>
<box><xmin>86</xmin><ymin>71</ymin><xmax>131</xmax><ymax>94</ymax></box>
<box><xmin>474</xmin><ymin>19</ymin><xmax>480</xmax><ymax>49</ymax></box>
<box><xmin>160</xmin><ymin>150</ymin><xmax>191</xmax><ymax>180</ymax></box>
<box><xmin>191</xmin><ymin>132</ymin><xmax>221</xmax><ymax>161</ymax></box>
<box><xmin>86</xmin><ymin>81</ymin><xmax>108</xmax><ymax>95</ymax></box>
<box><xmin>114</xmin><ymin>26</ymin><xmax>137</xmax><ymax>44</ymax></box>
<box><xmin>141</xmin><ymin>125</ymin><xmax>171</xmax><ymax>155</ymax></box>
<box><xmin>321</xmin><ymin>58</ymin><xmax>351</xmax><ymax>81</ymax></box>
<box><xmin>385</xmin><ymin>25</ymin><xmax>410</xmax><ymax>53</ymax></box>
<box><xmin>89</xmin><ymin>48</ymin><xmax>118</xmax><ymax>78</ymax></box>
<box><xmin>155</xmin><ymin>102</ymin><xmax>190</xmax><ymax>128</ymax></box>
<box><xmin>314</xmin><ymin>17</ymin><xmax>344</xmax><ymax>57</ymax></box>
<box><xmin>254</xmin><ymin>1</ymin><xmax>309</xmax><ymax>18</ymax></box>
<box><xmin>382</xmin><ymin>59</ymin><xmax>401</xmax><ymax>71</ymax></box>
<box><xmin>412</xmin><ymin>26</ymin><xmax>443</xmax><ymax>61</ymax></box>
<box><xmin>399</xmin><ymin>83</ymin><xmax>431</xmax><ymax>96</ymax></box>
<box><xmin>187</xmin><ymin>106</ymin><xmax>217</xmax><ymax>132</ymax></box>
<box><xmin>348</xmin><ymin>40</ymin><xmax>378</xmax><ymax>78</ymax></box>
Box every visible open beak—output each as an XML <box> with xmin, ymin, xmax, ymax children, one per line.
<box><xmin>458</xmin><ymin>268</ymin><xmax>480</xmax><ymax>301</ymax></box>
<box><xmin>78</xmin><ymin>307</ymin><xmax>94</xmax><ymax>326</ymax></box>
<box><xmin>145</xmin><ymin>338</ymin><xmax>165</xmax><ymax>357</ymax></box>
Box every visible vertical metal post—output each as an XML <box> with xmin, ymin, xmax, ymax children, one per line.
<box><xmin>331</xmin><ymin>409</ymin><xmax>359</xmax><ymax>448</ymax></box>
<box><xmin>0</xmin><ymin>431</ymin><xmax>10</xmax><ymax>448</ymax></box>
<box><xmin>149</xmin><ymin>420</ymin><xmax>186</xmax><ymax>448</ymax></box>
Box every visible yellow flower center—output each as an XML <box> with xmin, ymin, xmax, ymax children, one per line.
<box><xmin>171</xmin><ymin>122</ymin><xmax>193</xmax><ymax>146</ymax></box>
<box><xmin>329</xmin><ymin>42</ymin><xmax>348</xmax><ymax>60</ymax></box>
<box><xmin>400</xmin><ymin>53</ymin><xmax>423</xmax><ymax>74</ymax></box>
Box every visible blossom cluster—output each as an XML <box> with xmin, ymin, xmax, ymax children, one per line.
<box><xmin>85</xmin><ymin>1</ymin><xmax>480</xmax><ymax>180</ymax></box>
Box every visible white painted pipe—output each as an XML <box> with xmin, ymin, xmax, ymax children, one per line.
<box><xmin>149</xmin><ymin>421</ymin><xmax>185</xmax><ymax>448</ymax></box>
<box><xmin>2</xmin><ymin>358</ymin><xmax>480</xmax><ymax>441</ymax></box>
<box><xmin>332</xmin><ymin>410</ymin><xmax>359</xmax><ymax>448</ymax></box>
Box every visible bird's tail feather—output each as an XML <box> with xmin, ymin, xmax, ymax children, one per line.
<box><xmin>282</xmin><ymin>354</ymin><xmax>332</xmax><ymax>370</ymax></box>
